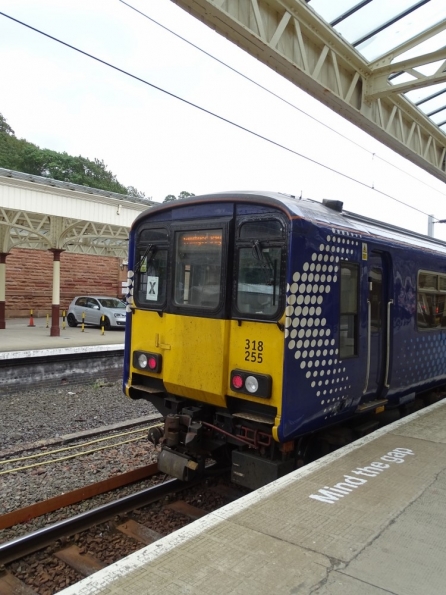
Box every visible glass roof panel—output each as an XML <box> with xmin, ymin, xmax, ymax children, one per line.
<box><xmin>418</xmin><ymin>92</ymin><xmax>446</xmax><ymax>114</ymax></box>
<box><xmin>332</xmin><ymin>0</ymin><xmax>422</xmax><ymax>45</ymax></box>
<box><xmin>356</xmin><ymin>0</ymin><xmax>446</xmax><ymax>61</ymax></box>
<box><xmin>394</xmin><ymin>30</ymin><xmax>446</xmax><ymax>63</ymax></box>
<box><xmin>307</xmin><ymin>0</ymin><xmax>362</xmax><ymax>24</ymax></box>
<box><xmin>430</xmin><ymin>109</ymin><xmax>446</xmax><ymax>124</ymax></box>
<box><xmin>405</xmin><ymin>81</ymin><xmax>446</xmax><ymax>103</ymax></box>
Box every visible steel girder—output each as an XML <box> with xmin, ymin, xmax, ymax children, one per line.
<box><xmin>171</xmin><ymin>0</ymin><xmax>446</xmax><ymax>182</ymax></box>
<box><xmin>0</xmin><ymin>208</ymin><xmax>131</xmax><ymax>257</ymax></box>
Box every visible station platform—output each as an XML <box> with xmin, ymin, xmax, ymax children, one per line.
<box><xmin>59</xmin><ymin>399</ymin><xmax>446</xmax><ymax>595</ymax></box>
<box><xmin>0</xmin><ymin>318</ymin><xmax>124</xmax><ymax>358</ymax></box>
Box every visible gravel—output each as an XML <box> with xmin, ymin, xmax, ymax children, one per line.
<box><xmin>0</xmin><ymin>379</ymin><xmax>155</xmax><ymax>451</ymax></box>
<box><xmin>0</xmin><ymin>379</ymin><xmax>161</xmax><ymax>544</ymax></box>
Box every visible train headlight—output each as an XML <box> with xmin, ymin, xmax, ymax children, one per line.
<box><xmin>230</xmin><ymin>370</ymin><xmax>272</xmax><ymax>399</ymax></box>
<box><xmin>138</xmin><ymin>353</ymin><xmax>148</xmax><ymax>368</ymax></box>
<box><xmin>245</xmin><ymin>376</ymin><xmax>259</xmax><ymax>393</ymax></box>
<box><xmin>133</xmin><ymin>351</ymin><xmax>162</xmax><ymax>373</ymax></box>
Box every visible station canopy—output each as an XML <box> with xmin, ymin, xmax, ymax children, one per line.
<box><xmin>307</xmin><ymin>0</ymin><xmax>446</xmax><ymax>134</ymax></box>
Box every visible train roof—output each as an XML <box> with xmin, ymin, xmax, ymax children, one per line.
<box><xmin>135</xmin><ymin>191</ymin><xmax>446</xmax><ymax>255</ymax></box>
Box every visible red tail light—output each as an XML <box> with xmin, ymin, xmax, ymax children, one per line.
<box><xmin>230</xmin><ymin>369</ymin><xmax>272</xmax><ymax>399</ymax></box>
<box><xmin>148</xmin><ymin>356</ymin><xmax>158</xmax><ymax>370</ymax></box>
<box><xmin>231</xmin><ymin>374</ymin><xmax>244</xmax><ymax>389</ymax></box>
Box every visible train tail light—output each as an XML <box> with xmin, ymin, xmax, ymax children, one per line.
<box><xmin>133</xmin><ymin>350</ymin><xmax>162</xmax><ymax>373</ymax></box>
<box><xmin>230</xmin><ymin>370</ymin><xmax>272</xmax><ymax>399</ymax></box>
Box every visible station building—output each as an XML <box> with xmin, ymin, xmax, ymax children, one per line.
<box><xmin>0</xmin><ymin>167</ymin><xmax>153</xmax><ymax>329</ymax></box>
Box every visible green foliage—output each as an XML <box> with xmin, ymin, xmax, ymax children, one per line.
<box><xmin>178</xmin><ymin>191</ymin><xmax>195</xmax><ymax>199</ymax></box>
<box><xmin>163</xmin><ymin>191</ymin><xmax>195</xmax><ymax>203</ymax></box>
<box><xmin>127</xmin><ymin>186</ymin><xmax>149</xmax><ymax>200</ymax></box>
<box><xmin>0</xmin><ymin>114</ymin><xmax>14</xmax><ymax>135</ymax></box>
<box><xmin>0</xmin><ymin>112</ymin><xmax>146</xmax><ymax>196</ymax></box>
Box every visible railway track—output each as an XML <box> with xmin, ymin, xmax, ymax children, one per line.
<box><xmin>0</xmin><ymin>466</ymin><xmax>242</xmax><ymax>594</ymax></box>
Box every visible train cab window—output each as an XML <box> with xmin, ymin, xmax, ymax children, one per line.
<box><xmin>236</xmin><ymin>247</ymin><xmax>282</xmax><ymax>316</ymax></box>
<box><xmin>134</xmin><ymin>228</ymin><xmax>168</xmax><ymax>308</ymax></box>
<box><xmin>417</xmin><ymin>271</ymin><xmax>446</xmax><ymax>329</ymax></box>
<box><xmin>173</xmin><ymin>230</ymin><xmax>223</xmax><ymax>309</ymax></box>
<box><xmin>234</xmin><ymin>219</ymin><xmax>285</xmax><ymax>319</ymax></box>
<box><xmin>340</xmin><ymin>263</ymin><xmax>358</xmax><ymax>358</ymax></box>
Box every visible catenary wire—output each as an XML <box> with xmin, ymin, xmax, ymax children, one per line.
<box><xmin>0</xmin><ymin>10</ymin><xmax>438</xmax><ymax>219</ymax></box>
<box><xmin>120</xmin><ymin>0</ymin><xmax>446</xmax><ymax>203</ymax></box>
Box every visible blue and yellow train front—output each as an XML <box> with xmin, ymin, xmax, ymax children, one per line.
<box><xmin>123</xmin><ymin>196</ymin><xmax>292</xmax><ymax>489</ymax></box>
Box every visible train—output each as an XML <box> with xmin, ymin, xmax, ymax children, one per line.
<box><xmin>123</xmin><ymin>191</ymin><xmax>446</xmax><ymax>489</ymax></box>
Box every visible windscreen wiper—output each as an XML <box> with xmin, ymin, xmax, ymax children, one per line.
<box><xmin>135</xmin><ymin>244</ymin><xmax>157</xmax><ymax>272</ymax></box>
<box><xmin>251</xmin><ymin>240</ymin><xmax>275</xmax><ymax>283</ymax></box>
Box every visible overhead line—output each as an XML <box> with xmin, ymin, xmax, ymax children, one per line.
<box><xmin>119</xmin><ymin>0</ymin><xmax>369</xmax><ymax>154</ymax></box>
<box><xmin>120</xmin><ymin>1</ymin><xmax>446</xmax><ymax>201</ymax></box>
<box><xmin>0</xmin><ymin>10</ymin><xmax>437</xmax><ymax>219</ymax></box>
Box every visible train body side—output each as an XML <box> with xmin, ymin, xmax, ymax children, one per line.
<box><xmin>280</xmin><ymin>209</ymin><xmax>446</xmax><ymax>441</ymax></box>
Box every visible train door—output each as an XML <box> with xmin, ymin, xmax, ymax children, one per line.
<box><xmin>363</xmin><ymin>252</ymin><xmax>391</xmax><ymax>399</ymax></box>
<box><xmin>156</xmin><ymin>221</ymin><xmax>231</xmax><ymax>407</ymax></box>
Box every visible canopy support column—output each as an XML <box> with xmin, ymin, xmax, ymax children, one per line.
<box><xmin>0</xmin><ymin>253</ymin><xmax>8</xmax><ymax>329</ymax></box>
<box><xmin>50</xmin><ymin>249</ymin><xmax>63</xmax><ymax>337</ymax></box>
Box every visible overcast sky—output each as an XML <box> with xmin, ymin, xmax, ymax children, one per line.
<box><xmin>1</xmin><ymin>0</ymin><xmax>446</xmax><ymax>239</ymax></box>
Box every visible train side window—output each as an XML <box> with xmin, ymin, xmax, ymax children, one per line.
<box><xmin>340</xmin><ymin>263</ymin><xmax>358</xmax><ymax>358</ymax></box>
<box><xmin>417</xmin><ymin>271</ymin><xmax>446</xmax><ymax>329</ymax></box>
<box><xmin>369</xmin><ymin>267</ymin><xmax>382</xmax><ymax>332</ymax></box>
<box><xmin>134</xmin><ymin>227</ymin><xmax>169</xmax><ymax>308</ymax></box>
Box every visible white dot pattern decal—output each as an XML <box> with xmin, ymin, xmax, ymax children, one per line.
<box><xmin>395</xmin><ymin>334</ymin><xmax>446</xmax><ymax>385</ymax></box>
<box><xmin>286</xmin><ymin>230</ymin><xmax>360</xmax><ymax>419</ymax></box>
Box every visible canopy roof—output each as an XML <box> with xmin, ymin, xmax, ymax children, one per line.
<box><xmin>307</xmin><ymin>0</ymin><xmax>446</xmax><ymax>134</ymax></box>
<box><xmin>173</xmin><ymin>0</ymin><xmax>446</xmax><ymax>182</ymax></box>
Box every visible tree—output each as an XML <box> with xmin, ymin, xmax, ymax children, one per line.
<box><xmin>127</xmin><ymin>186</ymin><xmax>151</xmax><ymax>201</ymax></box>
<box><xmin>178</xmin><ymin>191</ymin><xmax>195</xmax><ymax>199</ymax></box>
<box><xmin>163</xmin><ymin>191</ymin><xmax>195</xmax><ymax>203</ymax></box>
<box><xmin>0</xmin><ymin>112</ymin><xmax>149</xmax><ymax>197</ymax></box>
<box><xmin>0</xmin><ymin>114</ymin><xmax>14</xmax><ymax>135</ymax></box>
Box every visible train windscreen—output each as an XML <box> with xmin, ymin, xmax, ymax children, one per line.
<box><xmin>173</xmin><ymin>230</ymin><xmax>223</xmax><ymax>308</ymax></box>
<box><xmin>234</xmin><ymin>218</ymin><xmax>285</xmax><ymax>318</ymax></box>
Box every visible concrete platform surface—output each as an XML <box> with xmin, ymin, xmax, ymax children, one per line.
<box><xmin>58</xmin><ymin>400</ymin><xmax>446</xmax><ymax>595</ymax></box>
<box><xmin>0</xmin><ymin>318</ymin><xmax>124</xmax><ymax>357</ymax></box>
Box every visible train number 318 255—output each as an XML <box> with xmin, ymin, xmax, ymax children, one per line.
<box><xmin>245</xmin><ymin>339</ymin><xmax>264</xmax><ymax>363</ymax></box>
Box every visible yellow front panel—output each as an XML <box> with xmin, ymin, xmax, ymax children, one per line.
<box><xmin>130</xmin><ymin>309</ymin><xmax>229</xmax><ymax>407</ymax></box>
<box><xmin>129</xmin><ymin>311</ymin><xmax>285</xmax><ymax>438</ymax></box>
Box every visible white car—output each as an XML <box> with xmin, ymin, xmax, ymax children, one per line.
<box><xmin>67</xmin><ymin>296</ymin><xmax>126</xmax><ymax>330</ymax></box>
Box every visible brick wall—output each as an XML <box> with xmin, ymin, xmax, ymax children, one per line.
<box><xmin>5</xmin><ymin>248</ymin><xmax>127</xmax><ymax>318</ymax></box>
